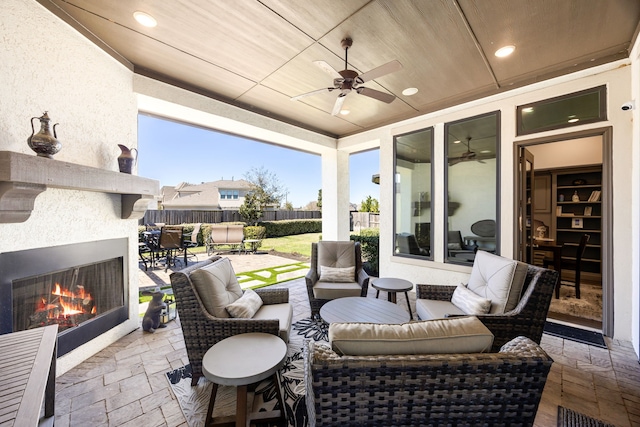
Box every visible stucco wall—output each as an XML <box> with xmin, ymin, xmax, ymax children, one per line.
<box><xmin>341</xmin><ymin>63</ymin><xmax>636</xmax><ymax>344</ymax></box>
<box><xmin>1</xmin><ymin>0</ymin><xmax>140</xmax><ymax>374</ymax></box>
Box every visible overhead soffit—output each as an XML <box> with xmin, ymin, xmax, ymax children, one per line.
<box><xmin>40</xmin><ymin>0</ymin><xmax>640</xmax><ymax>139</ymax></box>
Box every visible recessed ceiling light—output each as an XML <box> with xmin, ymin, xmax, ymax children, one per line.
<box><xmin>568</xmin><ymin>118</ymin><xmax>579</xmax><ymax>123</ymax></box>
<box><xmin>340</xmin><ymin>109</ymin><xmax>350</xmax><ymax>115</ymax></box>
<box><xmin>133</xmin><ymin>11</ymin><xmax>157</xmax><ymax>27</ymax></box>
<box><xmin>402</xmin><ymin>87</ymin><xmax>419</xmax><ymax>96</ymax></box>
<box><xmin>453</xmin><ymin>140</ymin><xmax>461</xmax><ymax>144</ymax></box>
<box><xmin>522</xmin><ymin>107</ymin><xmax>534</xmax><ymax>113</ymax></box>
<box><xmin>495</xmin><ymin>45</ymin><xmax>516</xmax><ymax>58</ymax></box>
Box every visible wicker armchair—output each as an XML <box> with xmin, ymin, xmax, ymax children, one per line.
<box><xmin>305</xmin><ymin>241</ymin><xmax>369</xmax><ymax>317</ymax></box>
<box><xmin>305</xmin><ymin>336</ymin><xmax>553</xmax><ymax>427</ymax></box>
<box><xmin>170</xmin><ymin>256</ymin><xmax>292</xmax><ymax>385</ymax></box>
<box><xmin>416</xmin><ymin>263</ymin><xmax>558</xmax><ymax>351</ymax></box>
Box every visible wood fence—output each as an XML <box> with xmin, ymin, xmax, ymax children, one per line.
<box><xmin>141</xmin><ymin>209</ymin><xmax>321</xmax><ymax>225</ymax></box>
<box><xmin>350</xmin><ymin>212</ymin><xmax>380</xmax><ymax>230</ymax></box>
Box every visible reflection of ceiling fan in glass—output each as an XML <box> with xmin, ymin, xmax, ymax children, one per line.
<box><xmin>449</xmin><ymin>137</ymin><xmax>494</xmax><ymax>166</ymax></box>
<box><xmin>291</xmin><ymin>37</ymin><xmax>402</xmax><ymax>116</ymax></box>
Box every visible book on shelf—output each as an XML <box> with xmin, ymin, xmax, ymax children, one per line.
<box><xmin>588</xmin><ymin>190</ymin><xmax>601</xmax><ymax>202</ymax></box>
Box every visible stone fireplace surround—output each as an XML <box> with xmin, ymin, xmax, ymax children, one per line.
<box><xmin>0</xmin><ymin>150</ymin><xmax>160</xmax><ymax>374</ymax></box>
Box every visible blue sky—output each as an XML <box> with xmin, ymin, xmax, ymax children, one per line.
<box><xmin>137</xmin><ymin>115</ymin><xmax>379</xmax><ymax>208</ymax></box>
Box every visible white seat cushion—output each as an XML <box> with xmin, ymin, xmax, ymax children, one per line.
<box><xmin>416</xmin><ymin>298</ymin><xmax>466</xmax><ymax>320</ymax></box>
<box><xmin>329</xmin><ymin>316</ymin><xmax>494</xmax><ymax>356</ymax></box>
<box><xmin>252</xmin><ymin>303</ymin><xmax>293</xmax><ymax>342</ymax></box>
<box><xmin>313</xmin><ymin>281</ymin><xmax>362</xmax><ymax>300</ymax></box>
<box><xmin>188</xmin><ymin>257</ymin><xmax>242</xmax><ymax>318</ymax></box>
<box><xmin>467</xmin><ymin>251</ymin><xmax>528</xmax><ymax>313</ymax></box>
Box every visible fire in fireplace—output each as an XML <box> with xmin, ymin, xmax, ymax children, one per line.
<box><xmin>0</xmin><ymin>238</ymin><xmax>129</xmax><ymax>356</ymax></box>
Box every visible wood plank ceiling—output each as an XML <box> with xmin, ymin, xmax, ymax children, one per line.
<box><xmin>40</xmin><ymin>0</ymin><xmax>640</xmax><ymax>140</ymax></box>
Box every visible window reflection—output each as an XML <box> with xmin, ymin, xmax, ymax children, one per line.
<box><xmin>445</xmin><ymin>112</ymin><xmax>499</xmax><ymax>264</ymax></box>
<box><xmin>394</xmin><ymin>128</ymin><xmax>433</xmax><ymax>259</ymax></box>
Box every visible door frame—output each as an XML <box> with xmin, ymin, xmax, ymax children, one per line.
<box><xmin>513</xmin><ymin>126</ymin><xmax>613</xmax><ymax>336</ymax></box>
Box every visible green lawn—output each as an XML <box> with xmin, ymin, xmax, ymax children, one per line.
<box><xmin>259</xmin><ymin>233</ymin><xmax>321</xmax><ymax>257</ymax></box>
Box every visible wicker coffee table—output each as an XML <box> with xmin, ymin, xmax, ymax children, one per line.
<box><xmin>202</xmin><ymin>333</ymin><xmax>287</xmax><ymax>427</ymax></box>
<box><xmin>320</xmin><ymin>297</ymin><xmax>410</xmax><ymax>324</ymax></box>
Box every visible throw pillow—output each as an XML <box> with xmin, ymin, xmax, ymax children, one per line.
<box><xmin>329</xmin><ymin>316</ymin><xmax>494</xmax><ymax>356</ymax></box>
<box><xmin>451</xmin><ymin>284</ymin><xmax>492</xmax><ymax>315</ymax></box>
<box><xmin>226</xmin><ymin>288</ymin><xmax>263</xmax><ymax>318</ymax></box>
<box><xmin>189</xmin><ymin>257</ymin><xmax>243</xmax><ymax>318</ymax></box>
<box><xmin>319</xmin><ymin>266</ymin><xmax>355</xmax><ymax>282</ymax></box>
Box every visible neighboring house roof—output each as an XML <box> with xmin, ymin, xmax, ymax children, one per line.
<box><xmin>161</xmin><ymin>179</ymin><xmax>253</xmax><ymax>209</ymax></box>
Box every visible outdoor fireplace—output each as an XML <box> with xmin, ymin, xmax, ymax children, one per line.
<box><xmin>0</xmin><ymin>238</ymin><xmax>129</xmax><ymax>356</ymax></box>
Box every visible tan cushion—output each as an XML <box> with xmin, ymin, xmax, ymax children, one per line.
<box><xmin>189</xmin><ymin>257</ymin><xmax>242</xmax><ymax>318</ymax></box>
<box><xmin>319</xmin><ymin>266</ymin><xmax>355</xmax><ymax>282</ymax></box>
<box><xmin>318</xmin><ymin>241</ymin><xmax>356</xmax><ymax>269</ymax></box>
<box><xmin>225</xmin><ymin>288</ymin><xmax>263</xmax><ymax>318</ymax></box>
<box><xmin>313</xmin><ymin>281</ymin><xmax>362</xmax><ymax>299</ymax></box>
<box><xmin>329</xmin><ymin>316</ymin><xmax>494</xmax><ymax>356</ymax></box>
<box><xmin>252</xmin><ymin>303</ymin><xmax>293</xmax><ymax>342</ymax></box>
<box><xmin>415</xmin><ymin>299</ymin><xmax>466</xmax><ymax>320</ymax></box>
<box><xmin>467</xmin><ymin>251</ymin><xmax>528</xmax><ymax>314</ymax></box>
<box><xmin>451</xmin><ymin>284</ymin><xmax>492</xmax><ymax>315</ymax></box>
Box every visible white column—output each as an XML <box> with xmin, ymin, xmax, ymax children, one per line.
<box><xmin>321</xmin><ymin>149</ymin><xmax>350</xmax><ymax>240</ymax></box>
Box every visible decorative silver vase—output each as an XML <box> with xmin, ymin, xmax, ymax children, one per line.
<box><xmin>28</xmin><ymin>112</ymin><xmax>61</xmax><ymax>159</ymax></box>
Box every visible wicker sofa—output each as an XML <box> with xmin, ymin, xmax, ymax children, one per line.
<box><xmin>304</xmin><ymin>335</ymin><xmax>552</xmax><ymax>427</ymax></box>
<box><xmin>416</xmin><ymin>260</ymin><xmax>559</xmax><ymax>351</ymax></box>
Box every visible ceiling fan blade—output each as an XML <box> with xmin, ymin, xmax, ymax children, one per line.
<box><xmin>357</xmin><ymin>60</ymin><xmax>402</xmax><ymax>83</ymax></box>
<box><xmin>313</xmin><ymin>60</ymin><xmax>342</xmax><ymax>79</ymax></box>
<box><xmin>291</xmin><ymin>87</ymin><xmax>334</xmax><ymax>101</ymax></box>
<box><xmin>331</xmin><ymin>94</ymin><xmax>347</xmax><ymax>116</ymax></box>
<box><xmin>357</xmin><ymin>87</ymin><xmax>396</xmax><ymax>103</ymax></box>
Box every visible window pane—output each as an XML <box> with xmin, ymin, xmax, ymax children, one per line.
<box><xmin>445</xmin><ymin>112</ymin><xmax>499</xmax><ymax>264</ymax></box>
<box><xmin>394</xmin><ymin>128</ymin><xmax>433</xmax><ymax>259</ymax></box>
<box><xmin>517</xmin><ymin>86</ymin><xmax>606</xmax><ymax>135</ymax></box>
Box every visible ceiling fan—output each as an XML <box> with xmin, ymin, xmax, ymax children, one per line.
<box><xmin>449</xmin><ymin>137</ymin><xmax>493</xmax><ymax>166</ymax></box>
<box><xmin>291</xmin><ymin>37</ymin><xmax>402</xmax><ymax>116</ymax></box>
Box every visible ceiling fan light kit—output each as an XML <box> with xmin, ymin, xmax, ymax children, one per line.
<box><xmin>291</xmin><ymin>37</ymin><xmax>402</xmax><ymax>116</ymax></box>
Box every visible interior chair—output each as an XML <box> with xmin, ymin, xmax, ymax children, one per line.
<box><xmin>170</xmin><ymin>256</ymin><xmax>293</xmax><ymax>385</ymax></box>
<box><xmin>414</xmin><ymin>222</ymin><xmax>431</xmax><ymax>249</ymax></box>
<box><xmin>181</xmin><ymin>223</ymin><xmax>201</xmax><ymax>265</ymax></box>
<box><xmin>396</xmin><ymin>233</ymin><xmax>429</xmax><ymax>256</ymax></box>
<box><xmin>447</xmin><ymin>230</ymin><xmax>476</xmax><ymax>259</ymax></box>
<box><xmin>305</xmin><ymin>241</ymin><xmax>369</xmax><ymax>317</ymax></box>
<box><xmin>416</xmin><ymin>250</ymin><xmax>559</xmax><ymax>351</ymax></box>
<box><xmin>158</xmin><ymin>226</ymin><xmax>184</xmax><ymax>272</ymax></box>
<box><xmin>544</xmin><ymin>233</ymin><xmax>590</xmax><ymax>299</ymax></box>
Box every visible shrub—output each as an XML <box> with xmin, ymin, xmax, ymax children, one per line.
<box><xmin>260</xmin><ymin>219</ymin><xmax>322</xmax><ymax>237</ymax></box>
<box><xmin>244</xmin><ymin>225</ymin><xmax>266</xmax><ymax>249</ymax></box>
<box><xmin>350</xmin><ymin>228</ymin><xmax>379</xmax><ymax>277</ymax></box>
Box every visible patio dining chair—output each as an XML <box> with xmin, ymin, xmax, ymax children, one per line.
<box><xmin>158</xmin><ymin>226</ymin><xmax>184</xmax><ymax>272</ymax></box>
<box><xmin>181</xmin><ymin>223</ymin><xmax>201</xmax><ymax>266</ymax></box>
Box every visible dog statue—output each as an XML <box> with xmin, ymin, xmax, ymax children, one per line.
<box><xmin>142</xmin><ymin>290</ymin><xmax>167</xmax><ymax>333</ymax></box>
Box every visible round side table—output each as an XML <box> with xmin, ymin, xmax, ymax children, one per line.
<box><xmin>202</xmin><ymin>333</ymin><xmax>287</xmax><ymax>427</ymax></box>
<box><xmin>371</xmin><ymin>277</ymin><xmax>414</xmax><ymax>320</ymax></box>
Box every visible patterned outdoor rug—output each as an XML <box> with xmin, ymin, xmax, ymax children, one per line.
<box><xmin>165</xmin><ymin>279</ymin><xmax>326</xmax><ymax>427</ymax></box>
<box><xmin>557</xmin><ymin>406</ymin><xmax>615</xmax><ymax>427</ymax></box>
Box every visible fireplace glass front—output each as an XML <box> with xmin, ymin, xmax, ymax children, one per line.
<box><xmin>12</xmin><ymin>257</ymin><xmax>124</xmax><ymax>333</ymax></box>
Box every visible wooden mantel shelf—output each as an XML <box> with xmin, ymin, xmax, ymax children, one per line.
<box><xmin>0</xmin><ymin>151</ymin><xmax>159</xmax><ymax>223</ymax></box>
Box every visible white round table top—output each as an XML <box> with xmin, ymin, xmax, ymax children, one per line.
<box><xmin>372</xmin><ymin>277</ymin><xmax>413</xmax><ymax>292</ymax></box>
<box><xmin>320</xmin><ymin>297</ymin><xmax>410</xmax><ymax>324</ymax></box>
<box><xmin>202</xmin><ymin>333</ymin><xmax>287</xmax><ymax>386</ymax></box>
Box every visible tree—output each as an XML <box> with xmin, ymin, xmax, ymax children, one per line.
<box><xmin>243</xmin><ymin>166</ymin><xmax>287</xmax><ymax>210</ymax></box>
<box><xmin>359</xmin><ymin>196</ymin><xmax>379</xmax><ymax>213</ymax></box>
<box><xmin>317</xmin><ymin>189</ymin><xmax>322</xmax><ymax>210</ymax></box>
<box><xmin>238</xmin><ymin>191</ymin><xmax>262</xmax><ymax>225</ymax></box>
<box><xmin>283</xmin><ymin>201</ymin><xmax>294</xmax><ymax>211</ymax></box>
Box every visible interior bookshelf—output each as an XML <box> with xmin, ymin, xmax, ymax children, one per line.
<box><xmin>552</xmin><ymin>166</ymin><xmax>602</xmax><ymax>281</ymax></box>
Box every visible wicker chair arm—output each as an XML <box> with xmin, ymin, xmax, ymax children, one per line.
<box><xmin>416</xmin><ymin>284</ymin><xmax>457</xmax><ymax>300</ymax></box>
<box><xmin>255</xmin><ymin>288</ymin><xmax>289</xmax><ymax>305</ymax></box>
